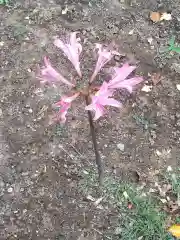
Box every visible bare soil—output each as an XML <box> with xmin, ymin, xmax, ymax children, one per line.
<box><xmin>0</xmin><ymin>0</ymin><xmax>180</xmax><ymax>239</ymax></box>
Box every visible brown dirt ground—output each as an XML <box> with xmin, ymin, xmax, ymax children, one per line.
<box><xmin>0</xmin><ymin>0</ymin><xmax>180</xmax><ymax>239</ymax></box>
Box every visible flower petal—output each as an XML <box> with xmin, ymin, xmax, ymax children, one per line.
<box><xmin>85</xmin><ymin>103</ymin><xmax>105</xmax><ymax>120</ymax></box>
<box><xmin>85</xmin><ymin>103</ymin><xmax>95</xmax><ymax>111</ymax></box>
<box><xmin>93</xmin><ymin>105</ymin><xmax>105</xmax><ymax>120</ymax></box>
<box><xmin>54</xmin><ymin>32</ymin><xmax>82</xmax><ymax>77</ymax></box>
<box><xmin>90</xmin><ymin>44</ymin><xmax>120</xmax><ymax>82</ymax></box>
<box><xmin>38</xmin><ymin>57</ymin><xmax>74</xmax><ymax>87</ymax></box>
<box><xmin>54</xmin><ymin>101</ymin><xmax>71</xmax><ymax>123</ymax></box>
<box><xmin>53</xmin><ymin>92</ymin><xmax>79</xmax><ymax>123</ymax></box>
<box><xmin>99</xmin><ymin>98</ymin><xmax>122</xmax><ymax>107</ymax></box>
<box><xmin>109</xmin><ymin>77</ymin><xmax>143</xmax><ymax>93</ymax></box>
<box><xmin>96</xmin><ymin>81</ymin><xmax>114</xmax><ymax>98</ymax></box>
<box><xmin>85</xmin><ymin>81</ymin><xmax>121</xmax><ymax>120</ymax></box>
<box><xmin>108</xmin><ymin>64</ymin><xmax>136</xmax><ymax>86</ymax></box>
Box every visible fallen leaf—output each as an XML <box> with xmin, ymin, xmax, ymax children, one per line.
<box><xmin>150</xmin><ymin>12</ymin><xmax>161</xmax><ymax>22</ymax></box>
<box><xmin>168</xmin><ymin>224</ymin><xmax>180</xmax><ymax>237</ymax></box>
<box><xmin>160</xmin><ymin>12</ymin><xmax>172</xmax><ymax>21</ymax></box>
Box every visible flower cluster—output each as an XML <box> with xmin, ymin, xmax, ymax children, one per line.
<box><xmin>37</xmin><ymin>32</ymin><xmax>143</xmax><ymax>123</ymax></box>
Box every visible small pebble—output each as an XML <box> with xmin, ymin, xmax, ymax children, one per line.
<box><xmin>147</xmin><ymin>37</ymin><xmax>153</xmax><ymax>44</ymax></box>
<box><xmin>117</xmin><ymin>143</ymin><xmax>125</xmax><ymax>151</ymax></box>
<box><xmin>167</xmin><ymin>166</ymin><xmax>172</xmax><ymax>172</ymax></box>
<box><xmin>176</xmin><ymin>84</ymin><xmax>180</xmax><ymax>91</ymax></box>
<box><xmin>7</xmin><ymin>187</ymin><xmax>13</xmax><ymax>193</ymax></box>
<box><xmin>128</xmin><ymin>29</ymin><xmax>134</xmax><ymax>35</ymax></box>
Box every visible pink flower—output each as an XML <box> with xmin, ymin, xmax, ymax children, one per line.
<box><xmin>54</xmin><ymin>32</ymin><xmax>82</xmax><ymax>77</ymax></box>
<box><xmin>38</xmin><ymin>56</ymin><xmax>74</xmax><ymax>87</ymax></box>
<box><xmin>90</xmin><ymin>44</ymin><xmax>119</xmax><ymax>83</ymax></box>
<box><xmin>54</xmin><ymin>93</ymin><xmax>80</xmax><ymax>123</ymax></box>
<box><xmin>85</xmin><ymin>82</ymin><xmax>122</xmax><ymax>120</ymax></box>
<box><xmin>108</xmin><ymin>64</ymin><xmax>143</xmax><ymax>93</ymax></box>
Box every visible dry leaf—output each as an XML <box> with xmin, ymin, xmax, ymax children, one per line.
<box><xmin>168</xmin><ymin>224</ymin><xmax>180</xmax><ymax>237</ymax></box>
<box><xmin>150</xmin><ymin>12</ymin><xmax>161</xmax><ymax>22</ymax></box>
<box><xmin>150</xmin><ymin>11</ymin><xmax>172</xmax><ymax>23</ymax></box>
<box><xmin>151</xmin><ymin>73</ymin><xmax>163</xmax><ymax>85</ymax></box>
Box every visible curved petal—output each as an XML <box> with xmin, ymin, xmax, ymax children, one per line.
<box><xmin>109</xmin><ymin>77</ymin><xmax>143</xmax><ymax>93</ymax></box>
<box><xmin>85</xmin><ymin>103</ymin><xmax>95</xmax><ymax>111</ymax></box>
<box><xmin>99</xmin><ymin>98</ymin><xmax>122</xmax><ymax>107</ymax></box>
<box><xmin>85</xmin><ymin>81</ymin><xmax>121</xmax><ymax>120</ymax></box>
<box><xmin>90</xmin><ymin>44</ymin><xmax>120</xmax><ymax>82</ymax></box>
<box><xmin>108</xmin><ymin>64</ymin><xmax>136</xmax><ymax>86</ymax></box>
<box><xmin>93</xmin><ymin>105</ymin><xmax>105</xmax><ymax>120</ymax></box>
<box><xmin>85</xmin><ymin>103</ymin><xmax>105</xmax><ymax>120</ymax></box>
<box><xmin>96</xmin><ymin>82</ymin><xmax>114</xmax><ymax>98</ymax></box>
<box><xmin>54</xmin><ymin>32</ymin><xmax>82</xmax><ymax>77</ymax></box>
<box><xmin>38</xmin><ymin>57</ymin><xmax>74</xmax><ymax>87</ymax></box>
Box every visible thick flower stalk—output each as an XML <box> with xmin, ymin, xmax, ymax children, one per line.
<box><xmin>37</xmin><ymin>32</ymin><xmax>144</xmax><ymax>183</ymax></box>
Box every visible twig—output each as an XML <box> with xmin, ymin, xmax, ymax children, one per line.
<box><xmin>92</xmin><ymin>228</ymin><xmax>111</xmax><ymax>239</ymax></box>
<box><xmin>58</xmin><ymin>144</ymin><xmax>76</xmax><ymax>161</ymax></box>
<box><xmin>85</xmin><ymin>96</ymin><xmax>104</xmax><ymax>184</ymax></box>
